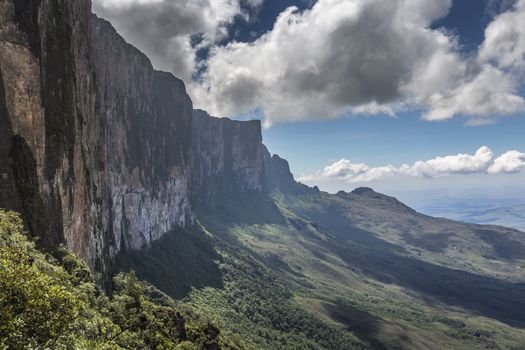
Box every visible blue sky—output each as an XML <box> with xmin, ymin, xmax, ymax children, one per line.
<box><xmin>93</xmin><ymin>0</ymin><xmax>525</xmax><ymax>199</ymax></box>
<box><xmin>254</xmin><ymin>0</ymin><xmax>522</xmax><ymax>175</ymax></box>
<box><xmin>263</xmin><ymin>111</ymin><xmax>525</xmax><ymax>176</ymax></box>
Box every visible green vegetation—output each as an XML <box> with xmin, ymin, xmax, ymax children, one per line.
<box><xmin>113</xmin><ymin>194</ymin><xmax>367</xmax><ymax>349</ymax></box>
<box><xmin>0</xmin><ymin>210</ymin><xmax>239</xmax><ymax>349</ymax></box>
<box><xmin>117</xmin><ymin>206</ymin><xmax>368</xmax><ymax>349</ymax></box>
<box><xmin>186</xmin><ymin>247</ymin><xmax>370</xmax><ymax>350</ymax></box>
<box><xmin>183</xmin><ymin>191</ymin><xmax>525</xmax><ymax>350</ymax></box>
<box><xmin>4</xmin><ymin>185</ymin><xmax>525</xmax><ymax>349</ymax></box>
<box><xmin>116</xmin><ymin>226</ymin><xmax>223</xmax><ymax>299</ymax></box>
<box><xmin>107</xmin><ymin>189</ymin><xmax>525</xmax><ymax>349</ymax></box>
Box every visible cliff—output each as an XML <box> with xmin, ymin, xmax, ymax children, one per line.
<box><xmin>0</xmin><ymin>2</ymin><xmax>193</xmax><ymax>285</ymax></box>
<box><xmin>91</xmin><ymin>16</ymin><xmax>193</xmax><ymax>256</ymax></box>
<box><xmin>0</xmin><ymin>0</ymin><xmax>303</xmax><ymax>286</ymax></box>
<box><xmin>1</xmin><ymin>0</ymin><xmax>98</xmax><ymax>263</ymax></box>
<box><xmin>191</xmin><ymin>109</ymin><xmax>266</xmax><ymax>205</ymax></box>
<box><xmin>263</xmin><ymin>147</ymin><xmax>315</xmax><ymax>195</ymax></box>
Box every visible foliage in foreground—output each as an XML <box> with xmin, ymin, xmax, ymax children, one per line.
<box><xmin>0</xmin><ymin>210</ymin><xmax>239</xmax><ymax>350</ymax></box>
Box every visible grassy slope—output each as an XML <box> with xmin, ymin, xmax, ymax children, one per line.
<box><xmin>121</xmin><ymin>195</ymin><xmax>370</xmax><ymax>349</ymax></box>
<box><xmin>121</xmin><ymin>190</ymin><xmax>525</xmax><ymax>349</ymax></box>
<box><xmin>271</xmin><ymin>189</ymin><xmax>525</xmax><ymax>349</ymax></box>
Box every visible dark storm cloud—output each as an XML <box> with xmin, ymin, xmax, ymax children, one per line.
<box><xmin>313</xmin><ymin>2</ymin><xmax>410</xmax><ymax>106</ymax></box>
<box><xmin>196</xmin><ymin>0</ymin><xmax>459</xmax><ymax>124</ymax></box>
<box><xmin>92</xmin><ymin>0</ymin><xmax>261</xmax><ymax>80</ymax></box>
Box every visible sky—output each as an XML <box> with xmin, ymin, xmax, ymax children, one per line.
<box><xmin>92</xmin><ymin>0</ymin><xmax>525</xmax><ymax>203</ymax></box>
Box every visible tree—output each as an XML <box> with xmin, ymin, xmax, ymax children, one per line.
<box><xmin>0</xmin><ymin>210</ymin><xmax>84</xmax><ymax>349</ymax></box>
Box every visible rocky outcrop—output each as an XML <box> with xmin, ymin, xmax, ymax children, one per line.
<box><xmin>191</xmin><ymin>108</ymin><xmax>315</xmax><ymax>204</ymax></box>
<box><xmin>263</xmin><ymin>147</ymin><xmax>315</xmax><ymax>195</ymax></box>
<box><xmin>0</xmin><ymin>2</ymin><xmax>193</xmax><ymax>286</ymax></box>
<box><xmin>191</xmin><ymin>109</ymin><xmax>266</xmax><ymax>205</ymax></box>
<box><xmin>191</xmin><ymin>109</ymin><xmax>316</xmax><ymax>204</ymax></box>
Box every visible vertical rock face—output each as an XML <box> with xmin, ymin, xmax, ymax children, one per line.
<box><xmin>91</xmin><ymin>16</ymin><xmax>193</xmax><ymax>259</ymax></box>
<box><xmin>191</xmin><ymin>109</ymin><xmax>266</xmax><ymax>205</ymax></box>
<box><xmin>0</xmin><ymin>2</ymin><xmax>193</xmax><ymax>285</ymax></box>
<box><xmin>263</xmin><ymin>146</ymin><xmax>314</xmax><ymax>195</ymax></box>
<box><xmin>1</xmin><ymin>0</ymin><xmax>96</xmax><ymax>251</ymax></box>
<box><xmin>0</xmin><ymin>0</ymin><xmax>300</xmax><ymax>286</ymax></box>
<box><xmin>263</xmin><ymin>148</ymin><xmax>296</xmax><ymax>192</ymax></box>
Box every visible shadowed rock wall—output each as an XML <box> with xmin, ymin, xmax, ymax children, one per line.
<box><xmin>0</xmin><ymin>2</ymin><xmax>193</xmax><ymax>286</ymax></box>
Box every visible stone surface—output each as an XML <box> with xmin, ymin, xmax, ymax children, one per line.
<box><xmin>91</xmin><ymin>16</ymin><xmax>193</xmax><ymax>260</ymax></box>
<box><xmin>263</xmin><ymin>146</ymin><xmax>313</xmax><ymax>195</ymax></box>
<box><xmin>191</xmin><ymin>109</ymin><xmax>266</xmax><ymax>205</ymax></box>
<box><xmin>0</xmin><ymin>2</ymin><xmax>193</xmax><ymax>286</ymax></box>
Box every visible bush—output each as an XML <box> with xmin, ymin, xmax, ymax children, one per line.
<box><xmin>0</xmin><ymin>210</ymin><xmax>238</xmax><ymax>349</ymax></box>
<box><xmin>0</xmin><ymin>210</ymin><xmax>84</xmax><ymax>349</ymax></box>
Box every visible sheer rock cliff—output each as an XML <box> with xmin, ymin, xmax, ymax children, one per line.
<box><xmin>0</xmin><ymin>1</ymin><xmax>193</xmax><ymax>285</ymax></box>
<box><xmin>191</xmin><ymin>109</ymin><xmax>266</xmax><ymax>205</ymax></box>
<box><xmin>0</xmin><ymin>0</ymin><xmax>294</xmax><ymax>286</ymax></box>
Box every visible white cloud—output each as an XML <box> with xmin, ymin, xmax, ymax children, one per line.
<box><xmin>92</xmin><ymin>0</ymin><xmax>262</xmax><ymax>82</ymax></box>
<box><xmin>191</xmin><ymin>0</ymin><xmax>456</xmax><ymax>125</ymax></box>
<box><xmin>313</xmin><ymin>159</ymin><xmax>399</xmax><ymax>183</ymax></box>
<box><xmin>190</xmin><ymin>0</ymin><xmax>525</xmax><ymax>126</ymax></box>
<box><xmin>418</xmin><ymin>0</ymin><xmax>525</xmax><ymax>123</ymax></box>
<box><xmin>417</xmin><ymin>65</ymin><xmax>525</xmax><ymax>123</ymax></box>
<box><xmin>480</xmin><ymin>0</ymin><xmax>525</xmax><ymax>73</ymax></box>
<box><xmin>407</xmin><ymin>146</ymin><xmax>494</xmax><ymax>177</ymax></box>
<box><xmin>94</xmin><ymin>0</ymin><xmax>525</xmax><ymax>126</ymax></box>
<box><xmin>299</xmin><ymin>147</ymin><xmax>525</xmax><ymax>184</ymax></box>
<box><xmin>488</xmin><ymin>150</ymin><xmax>525</xmax><ymax>173</ymax></box>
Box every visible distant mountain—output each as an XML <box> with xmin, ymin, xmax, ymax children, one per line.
<box><xmin>416</xmin><ymin>200</ymin><xmax>525</xmax><ymax>233</ymax></box>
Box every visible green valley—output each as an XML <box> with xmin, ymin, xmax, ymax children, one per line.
<box><xmin>118</xmin><ymin>185</ymin><xmax>525</xmax><ymax>349</ymax></box>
